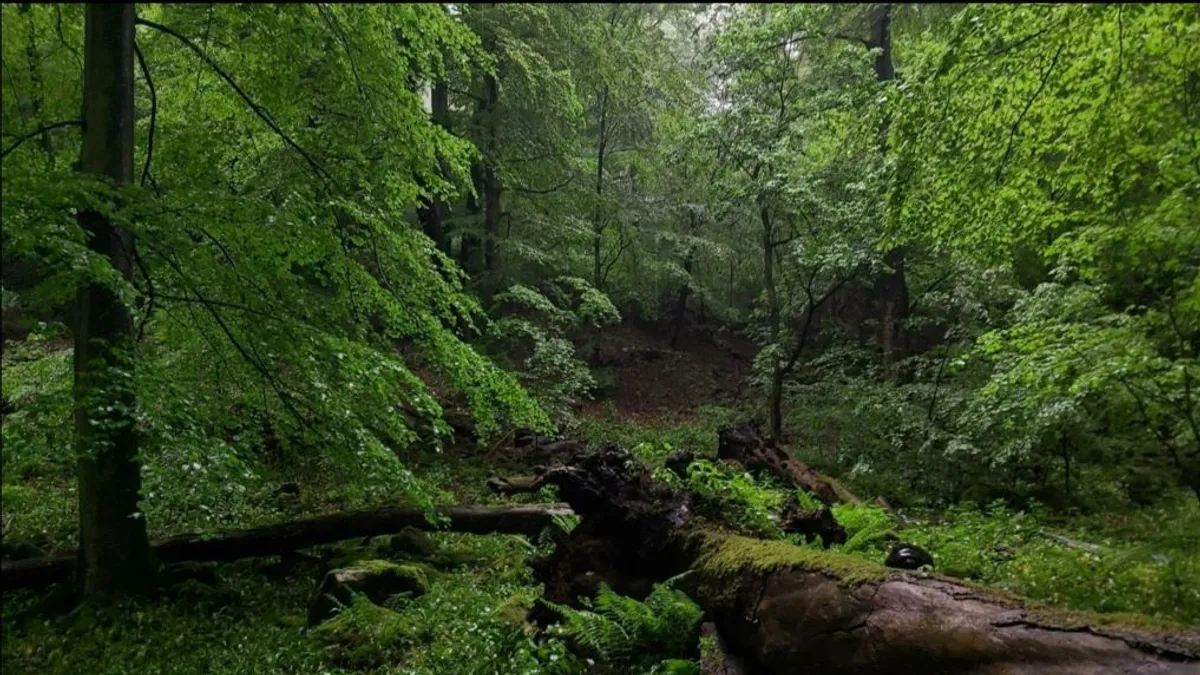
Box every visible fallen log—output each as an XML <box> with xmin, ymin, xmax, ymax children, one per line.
<box><xmin>717</xmin><ymin>422</ymin><xmax>860</xmax><ymax>505</ymax></box>
<box><xmin>1</xmin><ymin>504</ymin><xmax>571</xmax><ymax>591</ymax></box>
<box><xmin>519</xmin><ymin>445</ymin><xmax>1200</xmax><ymax>674</ymax></box>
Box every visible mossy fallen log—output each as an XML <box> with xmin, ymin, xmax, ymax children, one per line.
<box><xmin>1</xmin><ymin>504</ymin><xmax>571</xmax><ymax>591</ymax></box>
<box><xmin>514</xmin><ymin>444</ymin><xmax>1200</xmax><ymax>674</ymax></box>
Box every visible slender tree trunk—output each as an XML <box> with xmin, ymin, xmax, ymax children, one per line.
<box><xmin>1061</xmin><ymin>436</ymin><xmax>1072</xmax><ymax>498</ymax></box>
<box><xmin>868</xmin><ymin>4</ymin><xmax>909</xmax><ymax>379</ymax></box>
<box><xmin>592</xmin><ymin>87</ymin><xmax>609</xmax><ymax>289</ymax></box>
<box><xmin>74</xmin><ymin>3</ymin><xmax>156</xmax><ymax>597</ymax></box>
<box><xmin>21</xmin><ymin>5</ymin><xmax>56</xmax><ymax>167</ymax></box>
<box><xmin>459</xmin><ymin>163</ymin><xmax>485</xmax><ymax>274</ymax></box>
<box><xmin>671</xmin><ymin>250</ymin><xmax>694</xmax><ymax>348</ymax></box>
<box><xmin>417</xmin><ymin>78</ymin><xmax>450</xmax><ymax>253</ymax></box>
<box><xmin>481</xmin><ymin>70</ymin><xmax>501</xmax><ymax>277</ymax></box>
<box><xmin>672</xmin><ymin>210</ymin><xmax>699</xmax><ymax>347</ymax></box>
<box><xmin>761</xmin><ymin>204</ymin><xmax>784</xmax><ymax>442</ymax></box>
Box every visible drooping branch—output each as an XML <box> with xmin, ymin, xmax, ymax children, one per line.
<box><xmin>513</xmin><ymin>173</ymin><xmax>577</xmax><ymax>195</ymax></box>
<box><xmin>2</xmin><ymin>504</ymin><xmax>573</xmax><ymax>591</ymax></box>
<box><xmin>134</xmin><ymin>17</ymin><xmax>334</xmax><ymax>187</ymax></box>
<box><xmin>0</xmin><ymin>120</ymin><xmax>82</xmax><ymax>159</ymax></box>
<box><xmin>995</xmin><ymin>41</ymin><xmax>1066</xmax><ymax>184</ymax></box>
<box><xmin>133</xmin><ymin>39</ymin><xmax>157</xmax><ymax>190</ymax></box>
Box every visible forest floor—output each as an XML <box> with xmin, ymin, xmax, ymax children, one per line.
<box><xmin>580</xmin><ymin>315</ymin><xmax>757</xmax><ymax>418</ymax></box>
<box><xmin>2</xmin><ymin>319</ymin><xmax>1199</xmax><ymax>674</ymax></box>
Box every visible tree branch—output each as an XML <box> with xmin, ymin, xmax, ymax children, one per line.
<box><xmin>133</xmin><ymin>39</ymin><xmax>157</xmax><ymax>190</ymax></box>
<box><xmin>994</xmin><ymin>41</ymin><xmax>1065</xmax><ymax>184</ymax></box>
<box><xmin>513</xmin><ymin>173</ymin><xmax>576</xmax><ymax>195</ymax></box>
<box><xmin>135</xmin><ymin>17</ymin><xmax>334</xmax><ymax>187</ymax></box>
<box><xmin>1</xmin><ymin>120</ymin><xmax>82</xmax><ymax>159</ymax></box>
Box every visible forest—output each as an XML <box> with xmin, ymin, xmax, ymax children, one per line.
<box><xmin>1</xmin><ymin>3</ymin><xmax>1198</xmax><ymax>673</ymax></box>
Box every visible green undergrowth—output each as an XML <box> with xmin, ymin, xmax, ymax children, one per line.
<box><xmin>607</xmin><ymin>415</ymin><xmax>1200</xmax><ymax>627</ymax></box>
<box><xmin>0</xmin><ymin>532</ymin><xmax>580</xmax><ymax>675</ymax></box>
<box><xmin>577</xmin><ymin>405</ymin><xmax>746</xmax><ymax>456</ymax></box>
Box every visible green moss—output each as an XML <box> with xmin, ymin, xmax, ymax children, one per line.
<box><xmin>691</xmin><ymin>531</ymin><xmax>888</xmax><ymax>587</ymax></box>
<box><xmin>310</xmin><ymin>595</ymin><xmax>416</xmax><ymax>668</ymax></box>
<box><xmin>351</xmin><ymin>559</ymin><xmax>432</xmax><ymax>594</ymax></box>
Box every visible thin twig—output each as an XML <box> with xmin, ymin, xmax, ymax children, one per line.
<box><xmin>135</xmin><ymin>17</ymin><xmax>334</xmax><ymax>188</ymax></box>
<box><xmin>132</xmin><ymin>248</ymin><xmax>156</xmax><ymax>343</ymax></box>
<box><xmin>133</xmin><ymin>39</ymin><xmax>157</xmax><ymax>190</ymax></box>
<box><xmin>995</xmin><ymin>41</ymin><xmax>1065</xmax><ymax>184</ymax></box>
<box><xmin>1</xmin><ymin>120</ymin><xmax>82</xmax><ymax>159</ymax></box>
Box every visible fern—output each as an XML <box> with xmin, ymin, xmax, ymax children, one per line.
<box><xmin>544</xmin><ymin>584</ymin><xmax>703</xmax><ymax>668</ymax></box>
<box><xmin>841</xmin><ymin>521</ymin><xmax>898</xmax><ymax>554</ymax></box>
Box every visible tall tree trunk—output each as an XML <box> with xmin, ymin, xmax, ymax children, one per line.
<box><xmin>460</xmin><ymin>52</ymin><xmax>500</xmax><ymax>281</ymax></box>
<box><xmin>481</xmin><ymin>70</ymin><xmax>501</xmax><ymax>276</ymax></box>
<box><xmin>671</xmin><ymin>210</ymin><xmax>699</xmax><ymax>347</ymax></box>
<box><xmin>868</xmin><ymin>4</ymin><xmax>909</xmax><ymax>379</ymax></box>
<box><xmin>671</xmin><ymin>250</ymin><xmax>694</xmax><ymax>348</ymax></box>
<box><xmin>417</xmin><ymin>78</ymin><xmax>450</xmax><ymax>254</ymax></box>
<box><xmin>761</xmin><ymin>204</ymin><xmax>784</xmax><ymax>442</ymax></box>
<box><xmin>74</xmin><ymin>3</ymin><xmax>156</xmax><ymax>597</ymax></box>
<box><xmin>20</xmin><ymin>5</ymin><xmax>55</xmax><ymax>167</ymax></box>
<box><xmin>592</xmin><ymin>87</ymin><xmax>609</xmax><ymax>290</ymax></box>
<box><xmin>459</xmin><ymin>163</ymin><xmax>485</xmax><ymax>273</ymax></box>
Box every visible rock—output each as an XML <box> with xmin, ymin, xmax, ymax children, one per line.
<box><xmin>884</xmin><ymin>542</ymin><xmax>933</xmax><ymax>570</ymax></box>
<box><xmin>307</xmin><ymin>560</ymin><xmax>430</xmax><ymax>626</ymax></box>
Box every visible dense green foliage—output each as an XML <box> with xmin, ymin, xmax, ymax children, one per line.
<box><xmin>2</xmin><ymin>2</ymin><xmax>1198</xmax><ymax>673</ymax></box>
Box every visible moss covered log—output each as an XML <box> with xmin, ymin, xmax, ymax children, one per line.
<box><xmin>518</xmin><ymin>445</ymin><xmax>1200</xmax><ymax>674</ymax></box>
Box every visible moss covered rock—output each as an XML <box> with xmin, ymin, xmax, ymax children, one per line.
<box><xmin>309</xmin><ymin>595</ymin><xmax>414</xmax><ymax>668</ymax></box>
<box><xmin>385</xmin><ymin>526</ymin><xmax>438</xmax><ymax>558</ymax></box>
<box><xmin>306</xmin><ymin>560</ymin><xmax>430</xmax><ymax>626</ymax></box>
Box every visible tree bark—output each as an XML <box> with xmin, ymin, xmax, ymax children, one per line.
<box><xmin>2</xmin><ymin>504</ymin><xmax>572</xmax><ymax>591</ymax></box>
<box><xmin>417</xmin><ymin>78</ymin><xmax>450</xmax><ymax>253</ymax></box>
<box><xmin>760</xmin><ymin>205</ymin><xmax>785</xmax><ymax>442</ymax></box>
<box><xmin>73</xmin><ymin>3</ymin><xmax>157</xmax><ymax>598</ymax></box>
<box><xmin>481</xmin><ymin>69</ymin><xmax>501</xmax><ymax>276</ymax></box>
<box><xmin>672</xmin><ymin>210</ymin><xmax>700</xmax><ymax>348</ymax></box>
<box><xmin>592</xmin><ymin>86</ymin><xmax>609</xmax><ymax>290</ymax></box>
<box><xmin>867</xmin><ymin>4</ymin><xmax>909</xmax><ymax>379</ymax></box>
<box><xmin>459</xmin><ymin>163</ymin><xmax>484</xmax><ymax>273</ymax></box>
<box><xmin>512</xmin><ymin>445</ymin><xmax>1200</xmax><ymax>674</ymax></box>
